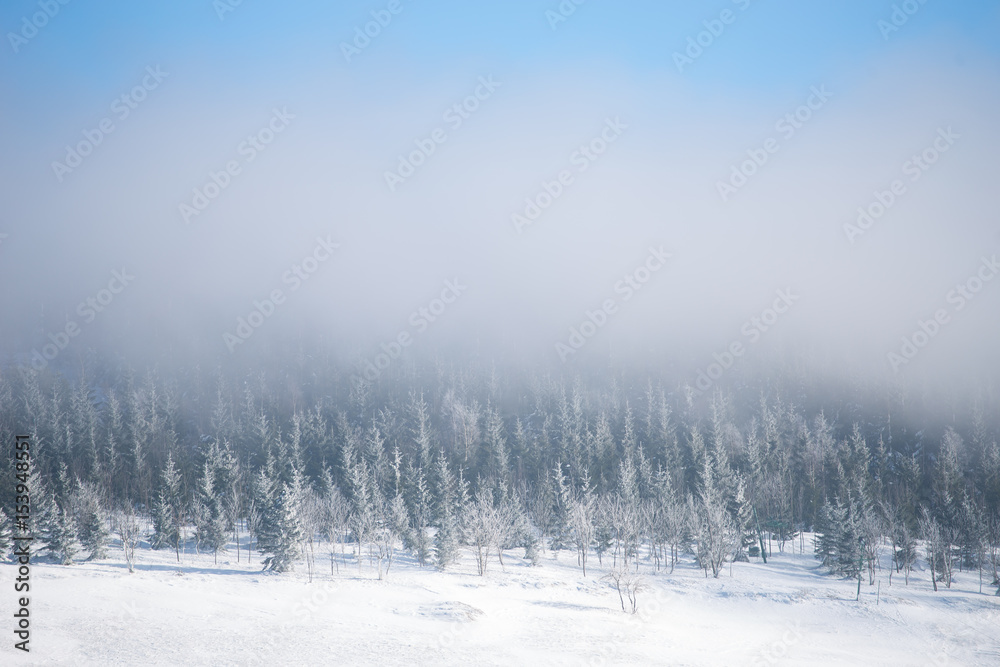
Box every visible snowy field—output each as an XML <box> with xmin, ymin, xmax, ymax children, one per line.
<box><xmin>6</xmin><ymin>535</ymin><xmax>999</xmax><ymax>666</ymax></box>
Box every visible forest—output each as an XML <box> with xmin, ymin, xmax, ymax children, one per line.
<box><xmin>2</xmin><ymin>354</ymin><xmax>998</xmax><ymax>600</ymax></box>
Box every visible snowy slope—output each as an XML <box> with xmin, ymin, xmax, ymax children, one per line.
<box><xmin>5</xmin><ymin>535</ymin><xmax>999</xmax><ymax>666</ymax></box>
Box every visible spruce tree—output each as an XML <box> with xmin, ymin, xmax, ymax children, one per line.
<box><xmin>45</xmin><ymin>504</ymin><xmax>79</xmax><ymax>565</ymax></box>
<box><xmin>152</xmin><ymin>453</ymin><xmax>184</xmax><ymax>560</ymax></box>
<box><xmin>0</xmin><ymin>508</ymin><xmax>12</xmax><ymax>559</ymax></box>
<box><xmin>73</xmin><ymin>481</ymin><xmax>110</xmax><ymax>560</ymax></box>
<box><xmin>405</xmin><ymin>464</ymin><xmax>433</xmax><ymax>567</ymax></box>
<box><xmin>432</xmin><ymin>452</ymin><xmax>460</xmax><ymax>569</ymax></box>
<box><xmin>548</xmin><ymin>463</ymin><xmax>573</xmax><ymax>553</ymax></box>
<box><xmin>257</xmin><ymin>481</ymin><xmax>304</xmax><ymax>572</ymax></box>
<box><xmin>194</xmin><ymin>462</ymin><xmax>228</xmax><ymax>563</ymax></box>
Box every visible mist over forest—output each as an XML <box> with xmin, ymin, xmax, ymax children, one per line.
<box><xmin>2</xmin><ymin>1</ymin><xmax>1000</xmax><ymax>663</ymax></box>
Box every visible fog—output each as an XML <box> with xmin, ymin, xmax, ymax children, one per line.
<box><xmin>2</xmin><ymin>2</ymin><xmax>999</xmax><ymax>396</ymax></box>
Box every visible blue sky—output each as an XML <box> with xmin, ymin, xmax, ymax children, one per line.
<box><xmin>2</xmin><ymin>1</ymin><xmax>1000</xmax><ymax>377</ymax></box>
<box><xmin>4</xmin><ymin>1</ymin><xmax>999</xmax><ymax>102</ymax></box>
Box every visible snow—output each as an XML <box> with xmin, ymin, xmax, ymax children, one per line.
<box><xmin>7</xmin><ymin>536</ymin><xmax>999</xmax><ymax>666</ymax></box>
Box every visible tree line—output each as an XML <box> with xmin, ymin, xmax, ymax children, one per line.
<box><xmin>0</xmin><ymin>359</ymin><xmax>997</xmax><ymax>596</ymax></box>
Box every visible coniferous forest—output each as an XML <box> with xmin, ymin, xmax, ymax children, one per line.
<box><xmin>5</xmin><ymin>4</ymin><xmax>1000</xmax><ymax>661</ymax></box>
<box><xmin>3</xmin><ymin>355</ymin><xmax>998</xmax><ymax>598</ymax></box>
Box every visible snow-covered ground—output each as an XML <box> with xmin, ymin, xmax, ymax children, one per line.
<box><xmin>7</xmin><ymin>536</ymin><xmax>999</xmax><ymax>666</ymax></box>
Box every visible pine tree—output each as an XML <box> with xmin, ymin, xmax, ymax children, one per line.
<box><xmin>732</xmin><ymin>477</ymin><xmax>756</xmax><ymax>561</ymax></box>
<box><xmin>73</xmin><ymin>481</ymin><xmax>110</xmax><ymax>560</ymax></box>
<box><xmin>432</xmin><ymin>452</ymin><xmax>460</xmax><ymax>569</ymax></box>
<box><xmin>194</xmin><ymin>461</ymin><xmax>228</xmax><ymax>563</ymax></box>
<box><xmin>404</xmin><ymin>462</ymin><xmax>433</xmax><ymax>566</ymax></box>
<box><xmin>815</xmin><ymin>496</ymin><xmax>862</xmax><ymax>577</ymax></box>
<box><xmin>548</xmin><ymin>463</ymin><xmax>573</xmax><ymax>553</ymax></box>
<box><xmin>45</xmin><ymin>504</ymin><xmax>79</xmax><ymax>565</ymax></box>
<box><xmin>152</xmin><ymin>453</ymin><xmax>184</xmax><ymax>560</ymax></box>
<box><xmin>257</xmin><ymin>481</ymin><xmax>304</xmax><ymax>572</ymax></box>
<box><xmin>0</xmin><ymin>508</ymin><xmax>12</xmax><ymax>559</ymax></box>
<box><xmin>814</xmin><ymin>500</ymin><xmax>842</xmax><ymax>571</ymax></box>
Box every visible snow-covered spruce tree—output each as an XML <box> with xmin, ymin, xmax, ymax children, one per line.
<box><xmin>932</xmin><ymin>427</ymin><xmax>965</xmax><ymax>581</ymax></box>
<box><xmin>151</xmin><ymin>453</ymin><xmax>184</xmax><ymax>561</ymax></box>
<box><xmin>45</xmin><ymin>503</ymin><xmax>79</xmax><ymax>565</ymax></box>
<box><xmin>194</xmin><ymin>461</ymin><xmax>227</xmax><ymax>563</ymax></box>
<box><xmin>29</xmin><ymin>469</ymin><xmax>77</xmax><ymax>565</ymax></box>
<box><xmin>593</xmin><ymin>500</ymin><xmax>614</xmax><ymax>566</ymax></box>
<box><xmin>0</xmin><ymin>508</ymin><xmax>12</xmax><ymax>559</ymax></box>
<box><xmin>835</xmin><ymin>496</ymin><xmax>864</xmax><ymax>579</ymax></box>
<box><xmin>150</xmin><ymin>491</ymin><xmax>173</xmax><ymax>550</ymax></box>
<box><xmin>431</xmin><ymin>452</ymin><xmax>461</xmax><ymax>569</ymax></box>
<box><xmin>814</xmin><ymin>496</ymin><xmax>862</xmax><ymax>577</ymax></box>
<box><xmin>731</xmin><ymin>478</ymin><xmax>756</xmax><ymax>562</ymax></box>
<box><xmin>403</xmin><ymin>462</ymin><xmax>433</xmax><ymax>567</ymax></box>
<box><xmin>814</xmin><ymin>500</ymin><xmax>843</xmax><ymax>571</ymax></box>
<box><xmin>72</xmin><ymin>481</ymin><xmax>110</xmax><ymax>560</ymax></box>
<box><xmin>409</xmin><ymin>391</ymin><xmax>435</xmax><ymax>470</ymax></box>
<box><xmin>512</xmin><ymin>497</ymin><xmax>541</xmax><ymax>565</ymax></box>
<box><xmin>248</xmin><ymin>464</ymin><xmax>278</xmax><ymax>555</ymax></box>
<box><xmin>257</xmin><ymin>480</ymin><xmax>304</xmax><ymax>573</ymax></box>
<box><xmin>548</xmin><ymin>462</ymin><xmax>573</xmax><ymax>555</ymax></box>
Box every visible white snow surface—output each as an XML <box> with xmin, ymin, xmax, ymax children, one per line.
<box><xmin>5</xmin><ymin>535</ymin><xmax>999</xmax><ymax>666</ymax></box>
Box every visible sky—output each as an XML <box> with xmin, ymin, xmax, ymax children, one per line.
<box><xmin>1</xmin><ymin>0</ymin><xmax>999</xmax><ymax>389</ymax></box>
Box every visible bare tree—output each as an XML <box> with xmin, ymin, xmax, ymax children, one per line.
<box><xmin>467</xmin><ymin>489</ymin><xmax>516</xmax><ymax>576</ymax></box>
<box><xmin>661</xmin><ymin>499</ymin><xmax>687</xmax><ymax>574</ymax></box>
<box><xmin>604</xmin><ymin>561</ymin><xmax>644</xmax><ymax>613</ymax></box>
<box><xmin>299</xmin><ymin>488</ymin><xmax>324</xmax><ymax>583</ymax></box>
<box><xmin>603</xmin><ymin>495</ymin><xmax>640</xmax><ymax>570</ymax></box>
<box><xmin>114</xmin><ymin>507</ymin><xmax>141</xmax><ymax>574</ymax></box>
<box><xmin>570</xmin><ymin>493</ymin><xmax>596</xmax><ymax>576</ymax></box>
<box><xmin>321</xmin><ymin>487</ymin><xmax>350</xmax><ymax>575</ymax></box>
<box><xmin>689</xmin><ymin>492</ymin><xmax>737</xmax><ymax>579</ymax></box>
<box><xmin>920</xmin><ymin>508</ymin><xmax>950</xmax><ymax>591</ymax></box>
